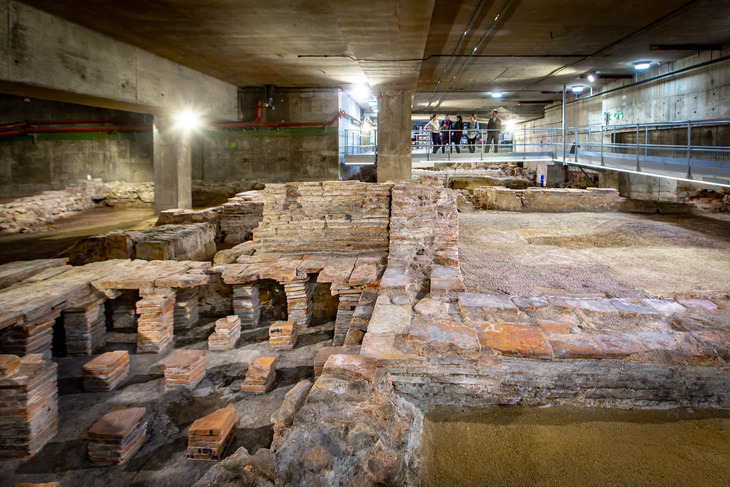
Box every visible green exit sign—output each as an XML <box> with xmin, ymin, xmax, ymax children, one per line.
<box><xmin>603</xmin><ymin>111</ymin><xmax>624</xmax><ymax>123</ymax></box>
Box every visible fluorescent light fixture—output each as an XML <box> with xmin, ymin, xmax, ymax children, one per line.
<box><xmin>571</xmin><ymin>85</ymin><xmax>585</xmax><ymax>93</ymax></box>
<box><xmin>351</xmin><ymin>83</ymin><xmax>373</xmax><ymax>102</ymax></box>
<box><xmin>491</xmin><ymin>92</ymin><xmax>503</xmax><ymax>98</ymax></box>
<box><xmin>174</xmin><ymin>110</ymin><xmax>202</xmax><ymax>132</ymax></box>
<box><xmin>587</xmin><ymin>73</ymin><xmax>596</xmax><ymax>82</ymax></box>
<box><xmin>634</xmin><ymin>61</ymin><xmax>652</xmax><ymax>70</ymax></box>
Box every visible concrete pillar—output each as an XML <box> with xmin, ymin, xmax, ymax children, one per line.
<box><xmin>376</xmin><ymin>90</ymin><xmax>412</xmax><ymax>182</ymax></box>
<box><xmin>153</xmin><ymin>116</ymin><xmax>193</xmax><ymax>213</ymax></box>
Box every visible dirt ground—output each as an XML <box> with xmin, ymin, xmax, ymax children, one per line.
<box><xmin>0</xmin><ymin>322</ymin><xmax>335</xmax><ymax>487</ymax></box>
<box><xmin>0</xmin><ymin>207</ymin><xmax>156</xmax><ymax>265</ymax></box>
<box><xmin>421</xmin><ymin>406</ymin><xmax>730</xmax><ymax>487</ymax></box>
<box><xmin>459</xmin><ymin>211</ymin><xmax>730</xmax><ymax>299</ymax></box>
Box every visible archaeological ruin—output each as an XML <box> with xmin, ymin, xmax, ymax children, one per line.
<box><xmin>1</xmin><ymin>1</ymin><xmax>730</xmax><ymax>486</ymax></box>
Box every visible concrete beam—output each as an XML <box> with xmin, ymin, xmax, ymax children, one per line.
<box><xmin>0</xmin><ymin>1</ymin><xmax>237</xmax><ymax>119</ymax></box>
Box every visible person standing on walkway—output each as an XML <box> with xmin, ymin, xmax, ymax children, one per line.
<box><xmin>426</xmin><ymin>114</ymin><xmax>442</xmax><ymax>154</ymax></box>
<box><xmin>485</xmin><ymin>109</ymin><xmax>501</xmax><ymax>153</ymax></box>
<box><xmin>440</xmin><ymin>114</ymin><xmax>452</xmax><ymax>153</ymax></box>
<box><xmin>466</xmin><ymin>114</ymin><xmax>479</xmax><ymax>153</ymax></box>
<box><xmin>452</xmin><ymin>115</ymin><xmax>464</xmax><ymax>153</ymax></box>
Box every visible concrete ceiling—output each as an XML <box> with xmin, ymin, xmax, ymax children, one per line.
<box><xmin>18</xmin><ymin>0</ymin><xmax>730</xmax><ymax>119</ymax></box>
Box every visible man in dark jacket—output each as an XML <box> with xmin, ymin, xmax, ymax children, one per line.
<box><xmin>485</xmin><ymin>109</ymin><xmax>501</xmax><ymax>153</ymax></box>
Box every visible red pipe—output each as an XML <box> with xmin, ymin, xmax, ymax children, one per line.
<box><xmin>0</xmin><ymin>129</ymin><xmax>26</xmax><ymax>138</ymax></box>
<box><xmin>0</xmin><ymin>122</ymin><xmax>29</xmax><ymax>131</ymax></box>
<box><xmin>28</xmin><ymin>120</ymin><xmax>118</xmax><ymax>126</ymax></box>
<box><xmin>215</xmin><ymin>110</ymin><xmax>344</xmax><ymax>130</ymax></box>
<box><xmin>27</xmin><ymin>125</ymin><xmax>150</xmax><ymax>134</ymax></box>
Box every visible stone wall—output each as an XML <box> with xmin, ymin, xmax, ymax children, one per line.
<box><xmin>194</xmin><ymin>88</ymin><xmax>341</xmax><ymax>186</ymax></box>
<box><xmin>0</xmin><ymin>179</ymin><xmax>153</xmax><ymax>233</ymax></box>
<box><xmin>0</xmin><ymin>95</ymin><xmax>153</xmax><ymax>198</ymax></box>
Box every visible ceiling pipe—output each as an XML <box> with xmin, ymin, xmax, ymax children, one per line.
<box><xmin>0</xmin><ymin>122</ymin><xmax>29</xmax><ymax>131</ymax></box>
<box><xmin>215</xmin><ymin>110</ymin><xmax>345</xmax><ymax>130</ymax></box>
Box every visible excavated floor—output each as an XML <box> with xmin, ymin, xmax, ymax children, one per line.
<box><xmin>459</xmin><ymin>211</ymin><xmax>730</xmax><ymax>298</ymax></box>
<box><xmin>0</xmin><ymin>322</ymin><xmax>335</xmax><ymax>486</ymax></box>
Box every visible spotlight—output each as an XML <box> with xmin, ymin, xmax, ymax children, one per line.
<box><xmin>351</xmin><ymin>83</ymin><xmax>373</xmax><ymax>103</ymax></box>
<box><xmin>491</xmin><ymin>92</ymin><xmax>503</xmax><ymax>98</ymax></box>
<box><xmin>174</xmin><ymin>110</ymin><xmax>202</xmax><ymax>132</ymax></box>
<box><xmin>587</xmin><ymin>73</ymin><xmax>596</xmax><ymax>83</ymax></box>
<box><xmin>571</xmin><ymin>85</ymin><xmax>585</xmax><ymax>94</ymax></box>
<box><xmin>634</xmin><ymin>61</ymin><xmax>652</xmax><ymax>71</ymax></box>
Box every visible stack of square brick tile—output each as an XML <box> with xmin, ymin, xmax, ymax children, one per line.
<box><xmin>284</xmin><ymin>278</ymin><xmax>313</xmax><ymax>331</ymax></box>
<box><xmin>208</xmin><ymin>315</ymin><xmax>241</xmax><ymax>351</ymax></box>
<box><xmin>82</xmin><ymin>351</ymin><xmax>130</xmax><ymax>392</ymax></box>
<box><xmin>333</xmin><ymin>292</ymin><xmax>360</xmax><ymax>346</ymax></box>
<box><xmin>63</xmin><ymin>298</ymin><xmax>106</xmax><ymax>356</ymax></box>
<box><xmin>232</xmin><ymin>285</ymin><xmax>260</xmax><ymax>328</ymax></box>
<box><xmin>241</xmin><ymin>357</ymin><xmax>277</xmax><ymax>393</ymax></box>
<box><xmin>313</xmin><ymin>347</ymin><xmax>342</xmax><ymax>377</ymax></box>
<box><xmin>252</xmin><ymin>182</ymin><xmax>391</xmax><ymax>253</ymax></box>
<box><xmin>186</xmin><ymin>408</ymin><xmax>237</xmax><ymax>460</ymax></box>
<box><xmin>136</xmin><ymin>288</ymin><xmax>174</xmax><ymax>353</ymax></box>
<box><xmin>164</xmin><ymin>350</ymin><xmax>206</xmax><ymax>391</ymax></box>
<box><xmin>0</xmin><ymin>315</ymin><xmax>58</xmax><ymax>360</ymax></box>
<box><xmin>110</xmin><ymin>291</ymin><xmax>137</xmax><ymax>330</ymax></box>
<box><xmin>220</xmin><ymin>191</ymin><xmax>264</xmax><ymax>244</ymax></box>
<box><xmin>87</xmin><ymin>407</ymin><xmax>146</xmax><ymax>464</ymax></box>
<box><xmin>0</xmin><ymin>354</ymin><xmax>58</xmax><ymax>457</ymax></box>
<box><xmin>174</xmin><ymin>287</ymin><xmax>199</xmax><ymax>330</ymax></box>
<box><xmin>269</xmin><ymin>320</ymin><xmax>297</xmax><ymax>351</ymax></box>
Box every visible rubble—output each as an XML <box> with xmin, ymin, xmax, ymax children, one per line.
<box><xmin>82</xmin><ymin>350</ymin><xmax>130</xmax><ymax>391</ymax></box>
<box><xmin>87</xmin><ymin>407</ymin><xmax>147</xmax><ymax>464</ymax></box>
<box><xmin>0</xmin><ymin>355</ymin><xmax>58</xmax><ymax>458</ymax></box>
<box><xmin>164</xmin><ymin>350</ymin><xmax>207</xmax><ymax>391</ymax></box>
<box><xmin>186</xmin><ymin>408</ymin><xmax>237</xmax><ymax>460</ymax></box>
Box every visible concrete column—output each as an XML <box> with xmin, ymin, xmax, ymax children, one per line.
<box><xmin>376</xmin><ymin>90</ymin><xmax>413</xmax><ymax>182</ymax></box>
<box><xmin>153</xmin><ymin>116</ymin><xmax>193</xmax><ymax>213</ymax></box>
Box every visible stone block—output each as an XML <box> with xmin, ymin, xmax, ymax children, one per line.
<box><xmin>593</xmin><ymin>333</ymin><xmax>647</xmax><ymax>358</ymax></box>
<box><xmin>322</xmin><ymin>354</ymin><xmax>377</xmax><ymax>383</ymax></box>
<box><xmin>478</xmin><ymin>323</ymin><xmax>552</xmax><ymax>359</ymax></box>
<box><xmin>548</xmin><ymin>337</ymin><xmax>604</xmax><ymax>359</ymax></box>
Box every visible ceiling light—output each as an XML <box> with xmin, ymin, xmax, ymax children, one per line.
<box><xmin>491</xmin><ymin>92</ymin><xmax>503</xmax><ymax>98</ymax></box>
<box><xmin>587</xmin><ymin>73</ymin><xmax>596</xmax><ymax>83</ymax></box>
<box><xmin>571</xmin><ymin>85</ymin><xmax>585</xmax><ymax>94</ymax></box>
<box><xmin>351</xmin><ymin>83</ymin><xmax>373</xmax><ymax>102</ymax></box>
<box><xmin>633</xmin><ymin>61</ymin><xmax>652</xmax><ymax>71</ymax></box>
<box><xmin>174</xmin><ymin>110</ymin><xmax>202</xmax><ymax>132</ymax></box>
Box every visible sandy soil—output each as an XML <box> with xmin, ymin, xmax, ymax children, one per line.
<box><xmin>459</xmin><ymin>211</ymin><xmax>730</xmax><ymax>299</ymax></box>
<box><xmin>421</xmin><ymin>406</ymin><xmax>730</xmax><ymax>487</ymax></box>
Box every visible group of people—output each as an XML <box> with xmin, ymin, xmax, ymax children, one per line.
<box><xmin>425</xmin><ymin>109</ymin><xmax>501</xmax><ymax>154</ymax></box>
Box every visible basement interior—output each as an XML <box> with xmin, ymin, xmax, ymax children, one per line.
<box><xmin>1</xmin><ymin>1</ymin><xmax>729</xmax><ymax>486</ymax></box>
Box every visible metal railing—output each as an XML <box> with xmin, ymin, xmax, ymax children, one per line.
<box><xmin>557</xmin><ymin>119</ymin><xmax>730</xmax><ymax>185</ymax></box>
<box><xmin>342</xmin><ymin>118</ymin><xmax>730</xmax><ymax>186</ymax></box>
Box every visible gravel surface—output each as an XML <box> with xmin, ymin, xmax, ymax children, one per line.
<box><xmin>459</xmin><ymin>211</ymin><xmax>730</xmax><ymax>299</ymax></box>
